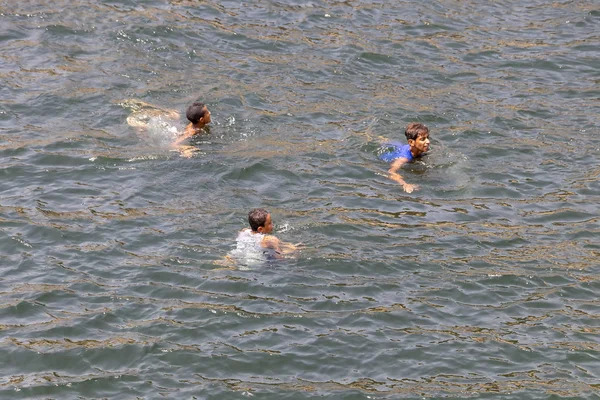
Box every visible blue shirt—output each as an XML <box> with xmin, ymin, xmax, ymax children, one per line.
<box><xmin>379</xmin><ymin>143</ymin><xmax>414</xmax><ymax>163</ymax></box>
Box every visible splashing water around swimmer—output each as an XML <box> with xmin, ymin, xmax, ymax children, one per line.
<box><xmin>228</xmin><ymin>229</ymin><xmax>278</xmax><ymax>269</ymax></box>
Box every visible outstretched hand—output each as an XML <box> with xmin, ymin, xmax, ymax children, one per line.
<box><xmin>403</xmin><ymin>183</ymin><xmax>419</xmax><ymax>193</ymax></box>
<box><xmin>178</xmin><ymin>145</ymin><xmax>199</xmax><ymax>158</ymax></box>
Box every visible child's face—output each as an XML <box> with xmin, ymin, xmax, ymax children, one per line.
<box><xmin>258</xmin><ymin>214</ymin><xmax>274</xmax><ymax>234</ymax></box>
<box><xmin>201</xmin><ymin>107</ymin><xmax>211</xmax><ymax>125</ymax></box>
<box><xmin>409</xmin><ymin>133</ymin><xmax>430</xmax><ymax>155</ymax></box>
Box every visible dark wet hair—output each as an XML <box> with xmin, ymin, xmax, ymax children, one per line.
<box><xmin>405</xmin><ymin>123</ymin><xmax>429</xmax><ymax>141</ymax></box>
<box><xmin>248</xmin><ymin>208</ymin><xmax>269</xmax><ymax>232</ymax></box>
<box><xmin>186</xmin><ymin>102</ymin><xmax>207</xmax><ymax>124</ymax></box>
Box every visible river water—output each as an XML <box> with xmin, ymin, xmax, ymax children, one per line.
<box><xmin>1</xmin><ymin>1</ymin><xmax>599</xmax><ymax>398</ymax></box>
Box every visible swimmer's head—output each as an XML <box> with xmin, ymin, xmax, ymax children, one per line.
<box><xmin>248</xmin><ymin>208</ymin><xmax>274</xmax><ymax>234</ymax></box>
<box><xmin>405</xmin><ymin>122</ymin><xmax>430</xmax><ymax>155</ymax></box>
<box><xmin>186</xmin><ymin>102</ymin><xmax>211</xmax><ymax>126</ymax></box>
<box><xmin>405</xmin><ymin>123</ymin><xmax>429</xmax><ymax>141</ymax></box>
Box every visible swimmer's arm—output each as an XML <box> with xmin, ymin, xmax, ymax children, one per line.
<box><xmin>172</xmin><ymin>134</ymin><xmax>191</xmax><ymax>147</ymax></box>
<box><xmin>172</xmin><ymin>125</ymin><xmax>195</xmax><ymax>147</ymax></box>
<box><xmin>278</xmin><ymin>241</ymin><xmax>298</xmax><ymax>254</ymax></box>
<box><xmin>265</xmin><ymin>235</ymin><xmax>300</xmax><ymax>253</ymax></box>
<box><xmin>263</xmin><ymin>236</ymin><xmax>300</xmax><ymax>258</ymax></box>
<box><xmin>262</xmin><ymin>235</ymin><xmax>281</xmax><ymax>251</ymax></box>
<box><xmin>172</xmin><ymin>123</ymin><xmax>208</xmax><ymax>146</ymax></box>
<box><xmin>388</xmin><ymin>157</ymin><xmax>418</xmax><ymax>193</ymax></box>
<box><xmin>170</xmin><ymin>125</ymin><xmax>199</xmax><ymax>157</ymax></box>
<box><xmin>262</xmin><ymin>235</ymin><xmax>283</xmax><ymax>257</ymax></box>
<box><xmin>176</xmin><ymin>145</ymin><xmax>198</xmax><ymax>158</ymax></box>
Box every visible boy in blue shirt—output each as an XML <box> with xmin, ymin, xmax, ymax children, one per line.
<box><xmin>379</xmin><ymin>122</ymin><xmax>430</xmax><ymax>193</ymax></box>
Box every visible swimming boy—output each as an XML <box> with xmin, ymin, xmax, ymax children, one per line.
<box><xmin>233</xmin><ymin>208</ymin><xmax>297</xmax><ymax>261</ymax></box>
<box><xmin>379</xmin><ymin>122</ymin><xmax>430</xmax><ymax>193</ymax></box>
<box><xmin>172</xmin><ymin>102</ymin><xmax>212</xmax><ymax>157</ymax></box>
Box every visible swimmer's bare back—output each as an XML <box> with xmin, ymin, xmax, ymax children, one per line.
<box><xmin>118</xmin><ymin>98</ymin><xmax>180</xmax><ymax>130</ymax></box>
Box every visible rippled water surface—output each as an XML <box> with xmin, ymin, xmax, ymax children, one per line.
<box><xmin>1</xmin><ymin>1</ymin><xmax>599</xmax><ymax>398</ymax></box>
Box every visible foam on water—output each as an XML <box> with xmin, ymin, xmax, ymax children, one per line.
<box><xmin>121</xmin><ymin>98</ymin><xmax>183</xmax><ymax>147</ymax></box>
<box><xmin>227</xmin><ymin>229</ymin><xmax>275</xmax><ymax>269</ymax></box>
<box><xmin>143</xmin><ymin>115</ymin><xmax>180</xmax><ymax>147</ymax></box>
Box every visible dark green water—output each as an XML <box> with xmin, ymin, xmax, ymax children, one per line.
<box><xmin>1</xmin><ymin>1</ymin><xmax>599</xmax><ymax>398</ymax></box>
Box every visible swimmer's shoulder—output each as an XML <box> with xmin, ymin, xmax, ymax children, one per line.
<box><xmin>184</xmin><ymin>123</ymin><xmax>210</xmax><ymax>136</ymax></box>
<box><xmin>261</xmin><ymin>234</ymin><xmax>281</xmax><ymax>249</ymax></box>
